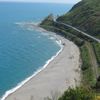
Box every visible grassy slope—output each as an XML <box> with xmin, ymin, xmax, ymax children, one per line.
<box><xmin>57</xmin><ymin>0</ymin><xmax>100</xmax><ymax>38</ymax></box>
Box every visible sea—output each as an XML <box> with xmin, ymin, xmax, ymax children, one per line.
<box><xmin>0</xmin><ymin>2</ymin><xmax>73</xmax><ymax>99</ymax></box>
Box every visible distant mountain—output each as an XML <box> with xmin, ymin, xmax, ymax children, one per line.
<box><xmin>57</xmin><ymin>0</ymin><xmax>100</xmax><ymax>37</ymax></box>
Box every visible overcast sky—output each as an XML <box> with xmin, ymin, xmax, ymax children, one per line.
<box><xmin>0</xmin><ymin>0</ymin><xmax>81</xmax><ymax>4</ymax></box>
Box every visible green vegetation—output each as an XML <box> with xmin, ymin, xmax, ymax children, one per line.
<box><xmin>40</xmin><ymin>14</ymin><xmax>54</xmax><ymax>26</ymax></box>
<box><xmin>80</xmin><ymin>43</ymin><xmax>96</xmax><ymax>87</ymax></box>
<box><xmin>41</xmin><ymin>25</ymin><xmax>84</xmax><ymax>46</ymax></box>
<box><xmin>40</xmin><ymin>15</ymin><xmax>84</xmax><ymax>47</ymax></box>
<box><xmin>58</xmin><ymin>87</ymin><xmax>95</xmax><ymax>100</ymax></box>
<box><xmin>40</xmin><ymin>0</ymin><xmax>100</xmax><ymax>99</ymax></box>
<box><xmin>57</xmin><ymin>0</ymin><xmax>100</xmax><ymax>38</ymax></box>
<box><xmin>80</xmin><ymin>44</ymin><xmax>91</xmax><ymax>70</ymax></box>
<box><xmin>45</xmin><ymin>87</ymin><xmax>95</xmax><ymax>100</ymax></box>
<box><xmin>40</xmin><ymin>13</ymin><xmax>99</xmax><ymax>88</ymax></box>
<box><xmin>92</xmin><ymin>42</ymin><xmax>100</xmax><ymax>90</ymax></box>
<box><xmin>92</xmin><ymin>42</ymin><xmax>100</xmax><ymax>66</ymax></box>
<box><xmin>54</xmin><ymin>22</ymin><xmax>93</xmax><ymax>42</ymax></box>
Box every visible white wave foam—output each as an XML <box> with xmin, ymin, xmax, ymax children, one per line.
<box><xmin>1</xmin><ymin>33</ymin><xmax>64</xmax><ymax>100</ymax></box>
<box><xmin>15</xmin><ymin>21</ymin><xmax>40</xmax><ymax>25</ymax></box>
<box><xmin>50</xmin><ymin>36</ymin><xmax>54</xmax><ymax>39</ymax></box>
<box><xmin>15</xmin><ymin>22</ymin><xmax>44</xmax><ymax>33</ymax></box>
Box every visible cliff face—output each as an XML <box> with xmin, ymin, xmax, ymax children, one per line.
<box><xmin>57</xmin><ymin>0</ymin><xmax>100</xmax><ymax>37</ymax></box>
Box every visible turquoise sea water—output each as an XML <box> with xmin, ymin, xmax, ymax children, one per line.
<box><xmin>0</xmin><ymin>2</ymin><xmax>73</xmax><ymax>98</ymax></box>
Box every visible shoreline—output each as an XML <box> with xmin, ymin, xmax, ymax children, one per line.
<box><xmin>1</xmin><ymin>23</ymin><xmax>64</xmax><ymax>100</ymax></box>
<box><xmin>2</xmin><ymin>23</ymin><xmax>81</xmax><ymax>100</ymax></box>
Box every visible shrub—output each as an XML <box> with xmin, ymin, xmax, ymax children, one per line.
<box><xmin>58</xmin><ymin>87</ymin><xmax>95</xmax><ymax>100</ymax></box>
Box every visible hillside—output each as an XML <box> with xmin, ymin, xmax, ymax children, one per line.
<box><xmin>57</xmin><ymin>0</ymin><xmax>100</xmax><ymax>38</ymax></box>
<box><xmin>40</xmin><ymin>0</ymin><xmax>100</xmax><ymax>91</ymax></box>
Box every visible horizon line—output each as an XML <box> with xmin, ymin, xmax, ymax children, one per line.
<box><xmin>0</xmin><ymin>1</ymin><xmax>77</xmax><ymax>4</ymax></box>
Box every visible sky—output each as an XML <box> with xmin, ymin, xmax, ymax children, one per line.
<box><xmin>0</xmin><ymin>0</ymin><xmax>81</xmax><ymax>4</ymax></box>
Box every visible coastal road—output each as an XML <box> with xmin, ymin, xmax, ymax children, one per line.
<box><xmin>54</xmin><ymin>21</ymin><xmax>100</xmax><ymax>43</ymax></box>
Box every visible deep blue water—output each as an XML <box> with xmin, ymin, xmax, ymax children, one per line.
<box><xmin>0</xmin><ymin>2</ymin><xmax>73</xmax><ymax>98</ymax></box>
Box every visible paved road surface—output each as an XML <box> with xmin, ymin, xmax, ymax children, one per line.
<box><xmin>55</xmin><ymin>21</ymin><xmax>100</xmax><ymax>43</ymax></box>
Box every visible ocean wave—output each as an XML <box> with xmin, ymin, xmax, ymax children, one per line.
<box><xmin>1</xmin><ymin>44</ymin><xmax>63</xmax><ymax>100</ymax></box>
<box><xmin>15</xmin><ymin>21</ymin><xmax>40</xmax><ymax>26</ymax></box>
<box><xmin>15</xmin><ymin>22</ymin><xmax>46</xmax><ymax>33</ymax></box>
<box><xmin>1</xmin><ymin>24</ymin><xmax>64</xmax><ymax>100</ymax></box>
<box><xmin>15</xmin><ymin>22</ymin><xmax>61</xmax><ymax>43</ymax></box>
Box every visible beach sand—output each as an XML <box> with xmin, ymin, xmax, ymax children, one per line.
<box><xmin>5</xmin><ymin>28</ymin><xmax>81</xmax><ymax>100</ymax></box>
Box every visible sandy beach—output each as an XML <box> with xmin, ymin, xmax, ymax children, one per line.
<box><xmin>4</xmin><ymin>26</ymin><xmax>81</xmax><ymax>100</ymax></box>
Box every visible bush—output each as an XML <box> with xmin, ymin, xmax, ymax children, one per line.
<box><xmin>58</xmin><ymin>87</ymin><xmax>95</xmax><ymax>100</ymax></box>
<box><xmin>80</xmin><ymin>44</ymin><xmax>91</xmax><ymax>70</ymax></box>
<box><xmin>95</xmin><ymin>76</ymin><xmax>100</xmax><ymax>90</ymax></box>
<box><xmin>92</xmin><ymin>42</ymin><xmax>100</xmax><ymax>66</ymax></box>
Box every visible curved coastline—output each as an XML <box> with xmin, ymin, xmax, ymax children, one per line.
<box><xmin>1</xmin><ymin>24</ymin><xmax>64</xmax><ymax>100</ymax></box>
